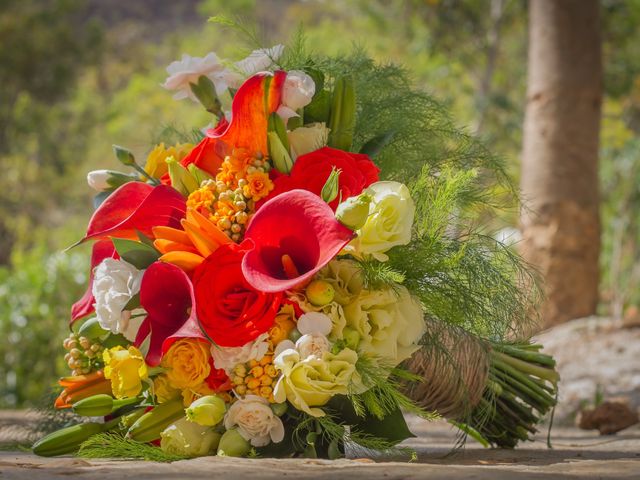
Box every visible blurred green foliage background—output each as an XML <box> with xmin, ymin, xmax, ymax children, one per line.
<box><xmin>1</xmin><ymin>0</ymin><xmax>639</xmax><ymax>407</ymax></box>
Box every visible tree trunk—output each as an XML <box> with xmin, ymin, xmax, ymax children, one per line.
<box><xmin>520</xmin><ymin>0</ymin><xmax>602</xmax><ymax>328</ymax></box>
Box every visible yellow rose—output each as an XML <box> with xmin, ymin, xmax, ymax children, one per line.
<box><xmin>103</xmin><ymin>346</ymin><xmax>148</xmax><ymax>399</ymax></box>
<box><xmin>153</xmin><ymin>374</ymin><xmax>181</xmax><ymax>403</ymax></box>
<box><xmin>344</xmin><ymin>181</ymin><xmax>415</xmax><ymax>261</ymax></box>
<box><xmin>343</xmin><ymin>286</ymin><xmax>425</xmax><ymax>366</ymax></box>
<box><xmin>181</xmin><ymin>382</ymin><xmax>217</xmax><ymax>407</ymax></box>
<box><xmin>144</xmin><ymin>142</ymin><xmax>193</xmax><ymax>179</ymax></box>
<box><xmin>273</xmin><ymin>348</ymin><xmax>358</xmax><ymax>417</ymax></box>
<box><xmin>162</xmin><ymin>339</ymin><xmax>211</xmax><ymax>390</ymax></box>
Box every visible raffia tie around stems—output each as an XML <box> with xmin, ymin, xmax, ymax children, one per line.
<box><xmin>404</xmin><ymin>322</ymin><xmax>490</xmax><ymax>419</ymax></box>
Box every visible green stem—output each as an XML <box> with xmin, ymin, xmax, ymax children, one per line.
<box><xmin>131</xmin><ymin>163</ymin><xmax>160</xmax><ymax>186</ymax></box>
<box><xmin>492</xmin><ymin>344</ymin><xmax>556</xmax><ymax>368</ymax></box>
<box><xmin>493</xmin><ymin>352</ymin><xmax>560</xmax><ymax>385</ymax></box>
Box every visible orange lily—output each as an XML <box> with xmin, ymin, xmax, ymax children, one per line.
<box><xmin>55</xmin><ymin>371</ymin><xmax>113</xmax><ymax>409</ymax></box>
<box><xmin>152</xmin><ymin>208</ymin><xmax>232</xmax><ymax>273</ymax></box>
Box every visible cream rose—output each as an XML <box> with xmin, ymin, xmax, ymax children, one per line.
<box><xmin>273</xmin><ymin>348</ymin><xmax>358</xmax><ymax>417</ymax></box>
<box><xmin>160</xmin><ymin>417</ymin><xmax>221</xmax><ymax>457</ymax></box>
<box><xmin>346</xmin><ymin>181</ymin><xmax>415</xmax><ymax>261</ymax></box>
<box><xmin>224</xmin><ymin>395</ymin><xmax>285</xmax><ymax>447</ymax></box>
<box><xmin>210</xmin><ymin>333</ymin><xmax>270</xmax><ymax>375</ymax></box>
<box><xmin>277</xmin><ymin>70</ymin><xmax>316</xmax><ymax>120</ymax></box>
<box><xmin>92</xmin><ymin>258</ymin><xmax>143</xmax><ymax>341</ymax></box>
<box><xmin>287</xmin><ymin>123</ymin><xmax>329</xmax><ymax>160</ymax></box>
<box><xmin>343</xmin><ymin>286</ymin><xmax>425</xmax><ymax>365</ymax></box>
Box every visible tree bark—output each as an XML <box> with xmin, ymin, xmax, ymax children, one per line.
<box><xmin>520</xmin><ymin>0</ymin><xmax>602</xmax><ymax>328</ymax></box>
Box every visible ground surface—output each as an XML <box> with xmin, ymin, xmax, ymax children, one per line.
<box><xmin>2</xmin><ymin>317</ymin><xmax>639</xmax><ymax>479</ymax></box>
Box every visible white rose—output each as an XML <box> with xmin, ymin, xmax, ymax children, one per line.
<box><xmin>297</xmin><ymin>312</ymin><xmax>333</xmax><ymax>336</ymax></box>
<box><xmin>295</xmin><ymin>333</ymin><xmax>331</xmax><ymax>360</ymax></box>
<box><xmin>343</xmin><ymin>286</ymin><xmax>425</xmax><ymax>365</ymax></box>
<box><xmin>163</xmin><ymin>53</ymin><xmax>236</xmax><ymax>101</ymax></box>
<box><xmin>346</xmin><ymin>181</ymin><xmax>415</xmax><ymax>261</ymax></box>
<box><xmin>211</xmin><ymin>333</ymin><xmax>270</xmax><ymax>374</ymax></box>
<box><xmin>86</xmin><ymin>170</ymin><xmax>111</xmax><ymax>191</ymax></box>
<box><xmin>276</xmin><ymin>70</ymin><xmax>315</xmax><ymax>120</ymax></box>
<box><xmin>224</xmin><ymin>395</ymin><xmax>285</xmax><ymax>447</ymax></box>
<box><xmin>92</xmin><ymin>258</ymin><xmax>143</xmax><ymax>341</ymax></box>
<box><xmin>234</xmin><ymin>44</ymin><xmax>284</xmax><ymax>78</ymax></box>
<box><xmin>287</xmin><ymin>123</ymin><xmax>329</xmax><ymax>160</ymax></box>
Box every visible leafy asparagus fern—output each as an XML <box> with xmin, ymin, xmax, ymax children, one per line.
<box><xmin>77</xmin><ymin>432</ymin><xmax>190</xmax><ymax>462</ymax></box>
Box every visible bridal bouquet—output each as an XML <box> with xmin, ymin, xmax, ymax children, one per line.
<box><xmin>33</xmin><ymin>32</ymin><xmax>559</xmax><ymax>460</ymax></box>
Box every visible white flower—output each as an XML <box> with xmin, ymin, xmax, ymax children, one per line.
<box><xmin>162</xmin><ymin>53</ymin><xmax>236</xmax><ymax>101</ymax></box>
<box><xmin>234</xmin><ymin>45</ymin><xmax>284</xmax><ymax>77</ymax></box>
<box><xmin>297</xmin><ymin>312</ymin><xmax>333</xmax><ymax>336</ymax></box>
<box><xmin>224</xmin><ymin>395</ymin><xmax>285</xmax><ymax>447</ymax></box>
<box><xmin>295</xmin><ymin>333</ymin><xmax>331</xmax><ymax>360</ymax></box>
<box><xmin>92</xmin><ymin>258</ymin><xmax>143</xmax><ymax>341</ymax></box>
<box><xmin>86</xmin><ymin>170</ymin><xmax>111</xmax><ymax>191</ymax></box>
<box><xmin>277</xmin><ymin>70</ymin><xmax>316</xmax><ymax>120</ymax></box>
<box><xmin>345</xmin><ymin>181</ymin><xmax>416</xmax><ymax>261</ymax></box>
<box><xmin>287</xmin><ymin>123</ymin><xmax>329</xmax><ymax>160</ymax></box>
<box><xmin>211</xmin><ymin>333</ymin><xmax>270</xmax><ymax>374</ymax></box>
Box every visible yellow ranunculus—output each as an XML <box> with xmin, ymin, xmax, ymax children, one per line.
<box><xmin>161</xmin><ymin>339</ymin><xmax>211</xmax><ymax>390</ymax></box>
<box><xmin>345</xmin><ymin>181</ymin><xmax>415</xmax><ymax>262</ymax></box>
<box><xmin>343</xmin><ymin>286</ymin><xmax>425</xmax><ymax>366</ymax></box>
<box><xmin>268</xmin><ymin>306</ymin><xmax>297</xmax><ymax>346</ymax></box>
<box><xmin>103</xmin><ymin>346</ymin><xmax>148</xmax><ymax>399</ymax></box>
<box><xmin>153</xmin><ymin>374</ymin><xmax>181</xmax><ymax>403</ymax></box>
<box><xmin>273</xmin><ymin>348</ymin><xmax>358</xmax><ymax>417</ymax></box>
<box><xmin>144</xmin><ymin>142</ymin><xmax>193</xmax><ymax>179</ymax></box>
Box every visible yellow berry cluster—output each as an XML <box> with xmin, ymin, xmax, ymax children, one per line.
<box><xmin>186</xmin><ymin>148</ymin><xmax>274</xmax><ymax>243</ymax></box>
<box><xmin>62</xmin><ymin>333</ymin><xmax>104</xmax><ymax>376</ymax></box>
<box><xmin>232</xmin><ymin>355</ymin><xmax>279</xmax><ymax>403</ymax></box>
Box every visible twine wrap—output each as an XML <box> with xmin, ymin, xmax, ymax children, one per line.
<box><xmin>405</xmin><ymin>322</ymin><xmax>491</xmax><ymax>419</ymax></box>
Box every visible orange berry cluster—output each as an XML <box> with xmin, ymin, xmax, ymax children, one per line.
<box><xmin>62</xmin><ymin>332</ymin><xmax>104</xmax><ymax>376</ymax></box>
<box><xmin>232</xmin><ymin>355</ymin><xmax>279</xmax><ymax>403</ymax></box>
<box><xmin>186</xmin><ymin>148</ymin><xmax>274</xmax><ymax>243</ymax></box>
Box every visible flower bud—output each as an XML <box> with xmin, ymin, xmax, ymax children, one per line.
<box><xmin>113</xmin><ymin>145</ymin><xmax>136</xmax><ymax>166</ymax></box>
<box><xmin>217</xmin><ymin>428</ymin><xmax>251</xmax><ymax>457</ymax></box>
<box><xmin>320</xmin><ymin>167</ymin><xmax>341</xmax><ymax>204</ymax></box>
<box><xmin>189</xmin><ymin>75</ymin><xmax>222</xmax><ymax>116</ymax></box>
<box><xmin>270</xmin><ymin>402</ymin><xmax>288</xmax><ymax>417</ymax></box>
<box><xmin>161</xmin><ymin>417</ymin><xmax>221</xmax><ymax>457</ymax></box>
<box><xmin>335</xmin><ymin>193</ymin><xmax>372</xmax><ymax>230</ymax></box>
<box><xmin>86</xmin><ymin>170</ymin><xmax>112</xmax><ymax>191</ymax></box>
<box><xmin>72</xmin><ymin>394</ymin><xmax>114</xmax><ymax>416</ymax></box>
<box><xmin>78</xmin><ymin>317</ymin><xmax>110</xmax><ymax>341</ymax></box>
<box><xmin>305</xmin><ymin>280</ymin><xmax>335</xmax><ymax>307</ymax></box>
<box><xmin>167</xmin><ymin>157</ymin><xmax>199</xmax><ymax>195</ymax></box>
<box><xmin>186</xmin><ymin>395</ymin><xmax>226</xmax><ymax>427</ymax></box>
<box><xmin>342</xmin><ymin>327</ymin><xmax>360</xmax><ymax>350</ymax></box>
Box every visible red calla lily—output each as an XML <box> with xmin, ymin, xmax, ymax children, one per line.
<box><xmin>76</xmin><ymin>182</ymin><xmax>186</xmax><ymax>245</ymax></box>
<box><xmin>136</xmin><ymin>261</ymin><xmax>207</xmax><ymax>366</ymax></box>
<box><xmin>70</xmin><ymin>239</ymin><xmax>118</xmax><ymax>323</ymax></box>
<box><xmin>241</xmin><ymin>189</ymin><xmax>355</xmax><ymax>293</ymax></box>
<box><xmin>177</xmin><ymin>71</ymin><xmax>286</xmax><ymax>177</ymax></box>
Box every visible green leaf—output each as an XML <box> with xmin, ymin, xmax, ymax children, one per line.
<box><xmin>328</xmin><ymin>396</ymin><xmax>415</xmax><ymax>445</ymax></box>
<box><xmin>304</xmin><ymin>89</ymin><xmax>331</xmax><ymax>124</ymax></box>
<box><xmin>111</xmin><ymin>238</ymin><xmax>159</xmax><ymax>269</ymax></box>
<box><xmin>360</xmin><ymin>130</ymin><xmax>396</xmax><ymax>158</ymax></box>
<box><xmin>124</xmin><ymin>293</ymin><xmax>140</xmax><ymax>310</ymax></box>
<box><xmin>93</xmin><ymin>191</ymin><xmax>112</xmax><ymax>210</ymax></box>
<box><xmin>135</xmin><ymin>230</ymin><xmax>157</xmax><ymax>250</ymax></box>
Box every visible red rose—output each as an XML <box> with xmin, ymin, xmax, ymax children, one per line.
<box><xmin>262</xmin><ymin>147</ymin><xmax>380</xmax><ymax>210</ymax></box>
<box><xmin>193</xmin><ymin>242</ymin><xmax>282</xmax><ymax>347</ymax></box>
<box><xmin>206</xmin><ymin>358</ymin><xmax>233</xmax><ymax>392</ymax></box>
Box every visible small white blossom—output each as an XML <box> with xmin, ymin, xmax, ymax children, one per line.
<box><xmin>277</xmin><ymin>70</ymin><xmax>315</xmax><ymax>120</ymax></box>
<box><xmin>92</xmin><ymin>259</ymin><xmax>143</xmax><ymax>341</ymax></box>
<box><xmin>234</xmin><ymin>44</ymin><xmax>284</xmax><ymax>78</ymax></box>
<box><xmin>224</xmin><ymin>395</ymin><xmax>285</xmax><ymax>447</ymax></box>
<box><xmin>86</xmin><ymin>170</ymin><xmax>111</xmax><ymax>191</ymax></box>
<box><xmin>163</xmin><ymin>53</ymin><xmax>237</xmax><ymax>101</ymax></box>
<box><xmin>211</xmin><ymin>333</ymin><xmax>270</xmax><ymax>374</ymax></box>
<box><xmin>296</xmin><ymin>312</ymin><xmax>333</xmax><ymax>336</ymax></box>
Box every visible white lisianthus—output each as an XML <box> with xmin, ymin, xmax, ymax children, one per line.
<box><xmin>295</xmin><ymin>333</ymin><xmax>331</xmax><ymax>360</ymax></box>
<box><xmin>277</xmin><ymin>70</ymin><xmax>316</xmax><ymax>120</ymax></box>
<box><xmin>287</xmin><ymin>123</ymin><xmax>329</xmax><ymax>160</ymax></box>
<box><xmin>297</xmin><ymin>312</ymin><xmax>333</xmax><ymax>336</ymax></box>
<box><xmin>211</xmin><ymin>333</ymin><xmax>270</xmax><ymax>374</ymax></box>
<box><xmin>343</xmin><ymin>286</ymin><xmax>425</xmax><ymax>366</ymax></box>
<box><xmin>224</xmin><ymin>395</ymin><xmax>285</xmax><ymax>447</ymax></box>
<box><xmin>86</xmin><ymin>170</ymin><xmax>111</xmax><ymax>191</ymax></box>
<box><xmin>92</xmin><ymin>258</ymin><xmax>143</xmax><ymax>341</ymax></box>
<box><xmin>162</xmin><ymin>53</ymin><xmax>237</xmax><ymax>101</ymax></box>
<box><xmin>345</xmin><ymin>181</ymin><xmax>415</xmax><ymax>261</ymax></box>
<box><xmin>234</xmin><ymin>44</ymin><xmax>285</xmax><ymax>78</ymax></box>
<box><xmin>160</xmin><ymin>417</ymin><xmax>221</xmax><ymax>457</ymax></box>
